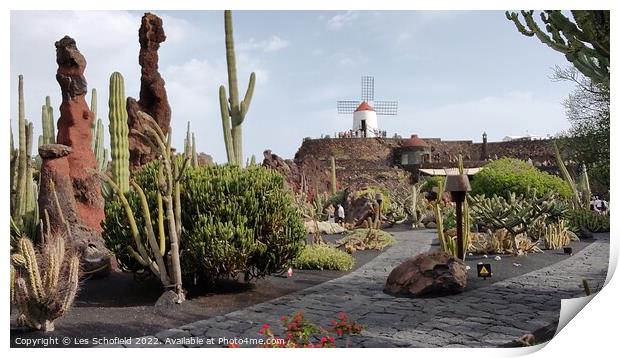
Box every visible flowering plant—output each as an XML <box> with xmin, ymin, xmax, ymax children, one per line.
<box><xmin>256</xmin><ymin>311</ymin><xmax>365</xmax><ymax>348</ymax></box>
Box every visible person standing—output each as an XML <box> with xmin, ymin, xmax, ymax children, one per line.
<box><xmin>336</xmin><ymin>204</ymin><xmax>345</xmax><ymax>226</ymax></box>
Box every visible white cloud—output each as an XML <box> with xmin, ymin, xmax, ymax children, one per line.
<box><xmin>238</xmin><ymin>35</ymin><xmax>289</xmax><ymax>53</ymax></box>
<box><xmin>326</xmin><ymin>11</ymin><xmax>357</xmax><ymax>31</ymax></box>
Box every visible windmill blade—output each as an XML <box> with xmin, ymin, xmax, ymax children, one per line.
<box><xmin>337</xmin><ymin>100</ymin><xmax>360</xmax><ymax>114</ymax></box>
<box><xmin>361</xmin><ymin>76</ymin><xmax>374</xmax><ymax>102</ymax></box>
<box><xmin>374</xmin><ymin>101</ymin><xmax>398</xmax><ymax>115</ymax></box>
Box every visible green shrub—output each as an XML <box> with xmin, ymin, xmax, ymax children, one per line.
<box><xmin>337</xmin><ymin>229</ymin><xmax>395</xmax><ymax>253</ymax></box>
<box><xmin>103</xmin><ymin>163</ymin><xmax>306</xmax><ymax>285</ymax></box>
<box><xmin>292</xmin><ymin>244</ymin><xmax>355</xmax><ymax>271</ymax></box>
<box><xmin>566</xmin><ymin>209</ymin><xmax>610</xmax><ymax>233</ymax></box>
<box><xmin>471</xmin><ymin>158</ymin><xmax>572</xmax><ymax>200</ymax></box>
<box><xmin>420</xmin><ymin>176</ymin><xmax>445</xmax><ymax>192</ymax></box>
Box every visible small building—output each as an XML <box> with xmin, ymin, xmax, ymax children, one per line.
<box><xmin>394</xmin><ymin>134</ymin><xmax>432</xmax><ymax>182</ymax></box>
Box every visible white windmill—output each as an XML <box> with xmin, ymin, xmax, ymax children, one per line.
<box><xmin>337</xmin><ymin>76</ymin><xmax>398</xmax><ymax>138</ymax></box>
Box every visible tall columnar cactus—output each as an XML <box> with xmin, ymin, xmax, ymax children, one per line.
<box><xmin>191</xmin><ymin>132</ymin><xmax>198</xmax><ymax>168</ymax></box>
<box><xmin>184</xmin><ymin>122</ymin><xmax>192</xmax><ymax>157</ymax></box>
<box><xmin>553</xmin><ymin>141</ymin><xmax>581</xmax><ymax>209</ymax></box>
<box><xmin>330</xmin><ymin>156</ymin><xmax>337</xmax><ymax>195</ymax></box>
<box><xmin>458</xmin><ymin>154</ymin><xmax>471</xmax><ymax>261</ymax></box>
<box><xmin>578</xmin><ymin>164</ymin><xmax>592</xmax><ymax>206</ymax></box>
<box><xmin>90</xmin><ymin>88</ymin><xmax>98</xmax><ymax>150</ymax></box>
<box><xmin>99</xmin><ymin>111</ymin><xmax>187</xmax><ymax>302</ymax></box>
<box><xmin>219</xmin><ymin>10</ymin><xmax>256</xmax><ymax>166</ymax></box>
<box><xmin>12</xmin><ymin>75</ymin><xmax>38</xmax><ymax>231</ymax></box>
<box><xmin>93</xmin><ymin>118</ymin><xmax>107</xmax><ymax>171</ymax></box>
<box><xmin>40</xmin><ymin>96</ymin><xmax>55</xmax><ymax>145</ymax></box>
<box><xmin>10</xmin><ymin>235</ymin><xmax>80</xmax><ymax>332</ymax></box>
<box><xmin>108</xmin><ymin>72</ymin><xmax>130</xmax><ymax>193</ymax></box>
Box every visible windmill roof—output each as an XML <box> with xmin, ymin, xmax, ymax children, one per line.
<box><xmin>355</xmin><ymin>101</ymin><xmax>375</xmax><ymax>112</ymax></box>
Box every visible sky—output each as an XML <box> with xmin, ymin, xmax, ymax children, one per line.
<box><xmin>10</xmin><ymin>10</ymin><xmax>577</xmax><ymax>164</ymax></box>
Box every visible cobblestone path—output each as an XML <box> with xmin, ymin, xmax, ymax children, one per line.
<box><xmin>111</xmin><ymin>229</ymin><xmax>609</xmax><ymax>348</ymax></box>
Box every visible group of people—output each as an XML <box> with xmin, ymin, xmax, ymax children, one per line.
<box><xmin>590</xmin><ymin>196</ymin><xmax>609</xmax><ymax>214</ymax></box>
<box><xmin>336</xmin><ymin>129</ymin><xmax>388</xmax><ymax>139</ymax></box>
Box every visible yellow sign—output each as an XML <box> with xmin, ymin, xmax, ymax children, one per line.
<box><xmin>477</xmin><ymin>263</ymin><xmax>492</xmax><ymax>278</ymax></box>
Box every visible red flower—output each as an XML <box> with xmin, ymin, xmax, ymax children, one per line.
<box><xmin>336</xmin><ymin>328</ymin><xmax>343</xmax><ymax>336</ymax></box>
<box><xmin>227</xmin><ymin>343</ymin><xmax>240</xmax><ymax>348</ymax></box>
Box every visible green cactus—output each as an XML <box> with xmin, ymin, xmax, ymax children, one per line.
<box><xmin>506</xmin><ymin>11</ymin><xmax>609</xmax><ymax>85</ymax></box>
<box><xmin>108</xmin><ymin>72</ymin><xmax>130</xmax><ymax>193</ymax></box>
<box><xmin>578</xmin><ymin>164</ymin><xmax>592</xmax><ymax>206</ymax></box>
<box><xmin>93</xmin><ymin>118</ymin><xmax>106</xmax><ymax>170</ymax></box>
<box><xmin>219</xmin><ymin>10</ymin><xmax>256</xmax><ymax>166</ymax></box>
<box><xmin>11</xmin><ymin>235</ymin><xmax>80</xmax><ymax>332</ymax></box>
<box><xmin>458</xmin><ymin>154</ymin><xmax>471</xmax><ymax>260</ymax></box>
<box><xmin>553</xmin><ymin>141</ymin><xmax>582</xmax><ymax>209</ymax></box>
<box><xmin>330</xmin><ymin>156</ymin><xmax>337</xmax><ymax>195</ymax></box>
<box><xmin>12</xmin><ymin>75</ymin><xmax>38</xmax><ymax>236</ymax></box>
<box><xmin>184</xmin><ymin>122</ymin><xmax>191</xmax><ymax>156</ymax></box>
<box><xmin>191</xmin><ymin>132</ymin><xmax>198</xmax><ymax>168</ymax></box>
<box><xmin>91</xmin><ymin>88</ymin><xmax>97</xmax><ymax>150</ymax></box>
<box><xmin>433</xmin><ymin>178</ymin><xmax>448</xmax><ymax>253</ymax></box>
<box><xmin>40</xmin><ymin>96</ymin><xmax>55</xmax><ymax>145</ymax></box>
<box><xmin>469</xmin><ymin>188</ymin><xmax>569</xmax><ymax>246</ymax></box>
<box><xmin>99</xmin><ymin>111</ymin><xmax>187</xmax><ymax>302</ymax></box>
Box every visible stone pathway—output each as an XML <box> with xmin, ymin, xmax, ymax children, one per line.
<box><xmin>110</xmin><ymin>229</ymin><xmax>609</xmax><ymax>348</ymax></box>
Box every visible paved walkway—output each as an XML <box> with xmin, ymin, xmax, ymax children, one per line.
<box><xmin>112</xmin><ymin>229</ymin><xmax>609</xmax><ymax>348</ymax></box>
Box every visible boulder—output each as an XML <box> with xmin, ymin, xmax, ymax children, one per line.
<box><xmin>305</xmin><ymin>221</ymin><xmax>347</xmax><ymax>235</ymax></box>
<box><xmin>424</xmin><ymin>222</ymin><xmax>437</xmax><ymax>229</ymax></box>
<box><xmin>342</xmin><ymin>188</ymin><xmax>379</xmax><ymax>226</ymax></box>
<box><xmin>384</xmin><ymin>251</ymin><xmax>467</xmax><ymax>297</ymax></box>
<box><xmin>38</xmin><ymin>144</ymin><xmax>112</xmax><ymax>277</ymax></box>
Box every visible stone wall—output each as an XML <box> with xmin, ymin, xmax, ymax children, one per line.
<box><xmin>293</xmin><ymin>137</ymin><xmax>560</xmax><ymax>186</ymax></box>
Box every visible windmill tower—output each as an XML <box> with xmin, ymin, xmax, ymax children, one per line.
<box><xmin>337</xmin><ymin>76</ymin><xmax>398</xmax><ymax>138</ymax></box>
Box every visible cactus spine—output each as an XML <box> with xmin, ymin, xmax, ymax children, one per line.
<box><xmin>11</xmin><ymin>235</ymin><xmax>80</xmax><ymax>332</ymax></box>
<box><xmin>219</xmin><ymin>10</ymin><xmax>256</xmax><ymax>166</ymax></box>
<box><xmin>108</xmin><ymin>72</ymin><xmax>130</xmax><ymax>193</ymax></box>
<box><xmin>330</xmin><ymin>156</ymin><xmax>337</xmax><ymax>195</ymax></box>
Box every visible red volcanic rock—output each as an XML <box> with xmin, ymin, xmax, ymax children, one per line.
<box><xmin>55</xmin><ymin>36</ymin><xmax>105</xmax><ymax>233</ymax></box>
<box><xmin>38</xmin><ymin>144</ymin><xmax>79</xmax><ymax>233</ymax></box>
<box><xmin>127</xmin><ymin>12</ymin><xmax>172</xmax><ymax>168</ymax></box>
<box><xmin>38</xmin><ymin>144</ymin><xmax>112</xmax><ymax>276</ymax></box>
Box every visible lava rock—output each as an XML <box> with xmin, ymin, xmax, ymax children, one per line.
<box><xmin>384</xmin><ymin>251</ymin><xmax>467</xmax><ymax>297</ymax></box>
<box><xmin>127</xmin><ymin>12</ymin><xmax>172</xmax><ymax>168</ymax></box>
